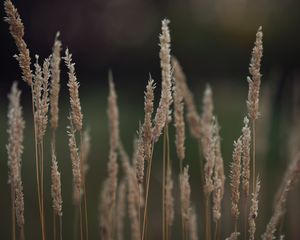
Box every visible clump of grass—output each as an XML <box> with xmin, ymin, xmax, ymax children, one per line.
<box><xmin>4</xmin><ymin>1</ymin><xmax>300</xmax><ymax>240</ymax></box>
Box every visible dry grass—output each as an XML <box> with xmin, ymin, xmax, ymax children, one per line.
<box><xmin>4</xmin><ymin>1</ymin><xmax>300</xmax><ymax>240</ymax></box>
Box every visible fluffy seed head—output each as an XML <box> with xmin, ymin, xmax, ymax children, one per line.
<box><xmin>51</xmin><ymin>151</ymin><xmax>63</xmax><ymax>216</ymax></box>
<box><xmin>153</xmin><ymin>19</ymin><xmax>172</xmax><ymax>142</ymax></box>
<box><xmin>64</xmin><ymin>49</ymin><xmax>83</xmax><ymax>132</ymax></box>
<box><xmin>247</xmin><ymin>27</ymin><xmax>263</xmax><ymax>120</ymax></box>
<box><xmin>50</xmin><ymin>32</ymin><xmax>62</xmax><ymax>130</ymax></box>
<box><xmin>4</xmin><ymin>0</ymin><xmax>32</xmax><ymax>85</ymax></box>
<box><xmin>142</xmin><ymin>77</ymin><xmax>155</xmax><ymax>161</ymax></box>
<box><xmin>230</xmin><ymin>137</ymin><xmax>242</xmax><ymax>221</ymax></box>
<box><xmin>242</xmin><ymin>117</ymin><xmax>251</xmax><ymax>196</ymax></box>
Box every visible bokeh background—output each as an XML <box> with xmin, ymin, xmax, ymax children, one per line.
<box><xmin>1</xmin><ymin>0</ymin><xmax>300</xmax><ymax>239</ymax></box>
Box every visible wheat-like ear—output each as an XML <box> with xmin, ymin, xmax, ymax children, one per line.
<box><xmin>242</xmin><ymin>117</ymin><xmax>251</xmax><ymax>196</ymax></box>
<box><xmin>67</xmin><ymin>117</ymin><xmax>82</xmax><ymax>205</ymax></box>
<box><xmin>135</xmin><ymin>126</ymin><xmax>145</xmax><ymax>184</ymax></box>
<box><xmin>116</xmin><ymin>180</ymin><xmax>127</xmax><ymax>240</ymax></box>
<box><xmin>172</xmin><ymin>57</ymin><xmax>201</xmax><ymax>140</ymax></box>
<box><xmin>180</xmin><ymin>166</ymin><xmax>191</xmax><ymax>231</ymax></box>
<box><xmin>247</xmin><ymin>26</ymin><xmax>263</xmax><ymax>120</ymax></box>
<box><xmin>50</xmin><ymin>32</ymin><xmax>62</xmax><ymax>130</ymax></box>
<box><xmin>165</xmin><ymin>167</ymin><xmax>174</xmax><ymax>227</ymax></box>
<box><xmin>225</xmin><ymin>232</ymin><xmax>240</xmax><ymax>240</ymax></box>
<box><xmin>33</xmin><ymin>55</ymin><xmax>51</xmax><ymax>144</ymax></box>
<box><xmin>4</xmin><ymin>0</ymin><xmax>32</xmax><ymax>86</ymax></box>
<box><xmin>64</xmin><ymin>49</ymin><xmax>83</xmax><ymax>132</ymax></box>
<box><xmin>51</xmin><ymin>151</ymin><xmax>62</xmax><ymax>217</ymax></box>
<box><xmin>230</xmin><ymin>137</ymin><xmax>242</xmax><ymax>227</ymax></box>
<box><xmin>153</xmin><ymin>19</ymin><xmax>172</xmax><ymax>142</ymax></box>
<box><xmin>173</xmin><ymin>72</ymin><xmax>185</xmax><ymax>161</ymax></box>
<box><xmin>7</xmin><ymin>82</ymin><xmax>25</xmax><ymax>229</ymax></box>
<box><xmin>248</xmin><ymin>177</ymin><xmax>260</xmax><ymax>240</ymax></box>
<box><xmin>142</xmin><ymin>76</ymin><xmax>155</xmax><ymax>161</ymax></box>
<box><xmin>212</xmin><ymin>119</ymin><xmax>225</xmax><ymax>219</ymax></box>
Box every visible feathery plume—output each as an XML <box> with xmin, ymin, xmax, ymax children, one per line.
<box><xmin>189</xmin><ymin>207</ymin><xmax>199</xmax><ymax>240</ymax></box>
<box><xmin>135</xmin><ymin>127</ymin><xmax>145</xmax><ymax>184</ymax></box>
<box><xmin>142</xmin><ymin>77</ymin><xmax>155</xmax><ymax>161</ymax></box>
<box><xmin>153</xmin><ymin>19</ymin><xmax>172</xmax><ymax>142</ymax></box>
<box><xmin>116</xmin><ymin>180</ymin><xmax>127</xmax><ymax>240</ymax></box>
<box><xmin>242</xmin><ymin>117</ymin><xmax>251</xmax><ymax>196</ymax></box>
<box><xmin>172</xmin><ymin>57</ymin><xmax>201</xmax><ymax>140</ymax></box>
<box><xmin>201</xmin><ymin>86</ymin><xmax>216</xmax><ymax>196</ymax></box>
<box><xmin>50</xmin><ymin>32</ymin><xmax>62</xmax><ymax>130</ymax></box>
<box><xmin>99</xmin><ymin>180</ymin><xmax>111</xmax><ymax>240</ymax></box>
<box><xmin>7</xmin><ymin>82</ymin><xmax>25</xmax><ymax>228</ymax></box>
<box><xmin>127</xmin><ymin>167</ymin><xmax>141</xmax><ymax>240</ymax></box>
<box><xmin>108</xmin><ymin>72</ymin><xmax>120</xmax><ymax>151</ymax></box>
<box><xmin>225</xmin><ymin>232</ymin><xmax>240</xmax><ymax>240</ymax></box>
<box><xmin>33</xmin><ymin>56</ymin><xmax>50</xmax><ymax>143</ymax></box>
<box><xmin>165</xmin><ymin>167</ymin><xmax>174</xmax><ymax>227</ymax></box>
<box><xmin>51</xmin><ymin>151</ymin><xmax>62</xmax><ymax>216</ymax></box>
<box><xmin>64</xmin><ymin>49</ymin><xmax>83</xmax><ymax>132</ymax></box>
<box><xmin>80</xmin><ymin>129</ymin><xmax>91</xmax><ymax>187</ymax></box>
<box><xmin>248</xmin><ymin>178</ymin><xmax>260</xmax><ymax>240</ymax></box>
<box><xmin>4</xmin><ymin>0</ymin><xmax>32</xmax><ymax>85</ymax></box>
<box><xmin>173</xmin><ymin>74</ymin><xmax>185</xmax><ymax>161</ymax></box>
<box><xmin>67</xmin><ymin>117</ymin><xmax>82</xmax><ymax>205</ymax></box>
<box><xmin>247</xmin><ymin>27</ymin><xmax>263</xmax><ymax>120</ymax></box>
<box><xmin>230</xmin><ymin>137</ymin><xmax>242</xmax><ymax>222</ymax></box>
<box><xmin>262</xmin><ymin>153</ymin><xmax>300</xmax><ymax>240</ymax></box>
<box><xmin>212</xmin><ymin>120</ymin><xmax>225</xmax><ymax>222</ymax></box>
<box><xmin>180</xmin><ymin>166</ymin><xmax>191</xmax><ymax>228</ymax></box>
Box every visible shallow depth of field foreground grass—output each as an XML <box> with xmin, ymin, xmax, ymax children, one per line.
<box><xmin>2</xmin><ymin>0</ymin><xmax>300</xmax><ymax>239</ymax></box>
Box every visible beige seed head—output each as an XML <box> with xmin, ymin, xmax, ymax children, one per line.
<box><xmin>165</xmin><ymin>167</ymin><xmax>174</xmax><ymax>227</ymax></box>
<box><xmin>7</xmin><ymin>82</ymin><xmax>25</xmax><ymax>228</ymax></box>
<box><xmin>67</xmin><ymin>118</ymin><xmax>82</xmax><ymax>205</ymax></box>
<box><xmin>189</xmin><ymin>207</ymin><xmax>199</xmax><ymax>240</ymax></box>
<box><xmin>153</xmin><ymin>19</ymin><xmax>172</xmax><ymax>142</ymax></box>
<box><xmin>64</xmin><ymin>49</ymin><xmax>83</xmax><ymax>132</ymax></box>
<box><xmin>242</xmin><ymin>116</ymin><xmax>251</xmax><ymax>196</ymax></box>
<box><xmin>116</xmin><ymin>180</ymin><xmax>127</xmax><ymax>240</ymax></box>
<box><xmin>142</xmin><ymin>76</ymin><xmax>155</xmax><ymax>161</ymax></box>
<box><xmin>50</xmin><ymin>32</ymin><xmax>62</xmax><ymax>130</ymax></box>
<box><xmin>80</xmin><ymin>129</ymin><xmax>91</xmax><ymax>187</ymax></box>
<box><xmin>172</xmin><ymin>57</ymin><xmax>201</xmax><ymax>140</ymax></box>
<box><xmin>33</xmin><ymin>56</ymin><xmax>50</xmax><ymax>144</ymax></box>
<box><xmin>135</xmin><ymin>127</ymin><xmax>145</xmax><ymax>184</ymax></box>
<box><xmin>230</xmin><ymin>137</ymin><xmax>242</xmax><ymax>221</ymax></box>
<box><xmin>108</xmin><ymin>72</ymin><xmax>120</xmax><ymax>151</ymax></box>
<box><xmin>180</xmin><ymin>166</ymin><xmax>191</xmax><ymax>227</ymax></box>
<box><xmin>173</xmin><ymin>74</ymin><xmax>186</xmax><ymax>161</ymax></box>
<box><xmin>225</xmin><ymin>232</ymin><xmax>240</xmax><ymax>240</ymax></box>
<box><xmin>248</xmin><ymin>178</ymin><xmax>260</xmax><ymax>240</ymax></box>
<box><xmin>4</xmin><ymin>0</ymin><xmax>32</xmax><ymax>85</ymax></box>
<box><xmin>247</xmin><ymin>26</ymin><xmax>263</xmax><ymax>120</ymax></box>
<box><xmin>51</xmin><ymin>151</ymin><xmax>63</xmax><ymax>216</ymax></box>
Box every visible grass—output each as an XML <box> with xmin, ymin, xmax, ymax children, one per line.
<box><xmin>3</xmin><ymin>0</ymin><xmax>300</xmax><ymax>239</ymax></box>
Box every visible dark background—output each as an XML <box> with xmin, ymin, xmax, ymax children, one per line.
<box><xmin>1</xmin><ymin>0</ymin><xmax>300</xmax><ymax>239</ymax></box>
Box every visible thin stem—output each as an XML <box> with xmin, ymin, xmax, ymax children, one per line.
<box><xmin>40</xmin><ymin>141</ymin><xmax>46</xmax><ymax>240</ymax></box>
<box><xmin>73</xmin><ymin>206</ymin><xmax>79</xmax><ymax>240</ymax></box>
<box><xmin>205</xmin><ymin>196</ymin><xmax>211</xmax><ymax>240</ymax></box>
<box><xmin>31</xmin><ymin>85</ymin><xmax>43</xmax><ymax>238</ymax></box>
<box><xmin>20</xmin><ymin>226</ymin><xmax>25</xmax><ymax>240</ymax></box>
<box><xmin>244</xmin><ymin>194</ymin><xmax>248</xmax><ymax>240</ymax></box>
<box><xmin>53</xmin><ymin>211</ymin><xmax>56</xmax><ymax>240</ymax></box>
<box><xmin>162</xmin><ymin>126</ymin><xmax>166</xmax><ymax>240</ymax></box>
<box><xmin>214</xmin><ymin>221</ymin><xmax>218</xmax><ymax>240</ymax></box>
<box><xmin>141</xmin><ymin>140</ymin><xmax>155</xmax><ymax>240</ymax></box>
<box><xmin>11</xmin><ymin>185</ymin><xmax>16</xmax><ymax>240</ymax></box>
<box><xmin>59</xmin><ymin>216</ymin><xmax>63</xmax><ymax>240</ymax></box>
<box><xmin>79</xmin><ymin>202</ymin><xmax>84</xmax><ymax>240</ymax></box>
<box><xmin>80</xmin><ymin>130</ymin><xmax>89</xmax><ymax>240</ymax></box>
<box><xmin>252</xmin><ymin>120</ymin><xmax>256</xmax><ymax>193</ymax></box>
<box><xmin>83</xmin><ymin>185</ymin><xmax>89</xmax><ymax>240</ymax></box>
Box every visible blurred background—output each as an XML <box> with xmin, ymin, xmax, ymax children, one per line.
<box><xmin>1</xmin><ymin>0</ymin><xmax>300</xmax><ymax>239</ymax></box>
